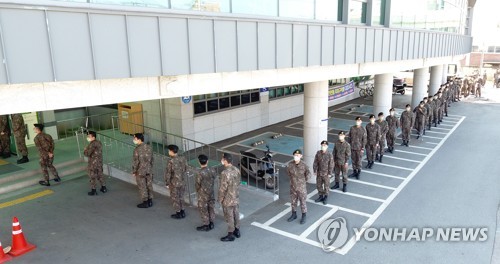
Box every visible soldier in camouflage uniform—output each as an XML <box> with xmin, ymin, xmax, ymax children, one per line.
<box><xmin>385</xmin><ymin>108</ymin><xmax>399</xmax><ymax>154</ymax></box>
<box><xmin>11</xmin><ymin>114</ymin><xmax>29</xmax><ymax>164</ymax></box>
<box><xmin>443</xmin><ymin>87</ymin><xmax>450</xmax><ymax>117</ymax></box>
<box><xmin>400</xmin><ymin>104</ymin><xmax>414</xmax><ymax>147</ymax></box>
<box><xmin>132</xmin><ymin>133</ymin><xmax>154</xmax><ymax>208</ymax></box>
<box><xmin>83</xmin><ymin>131</ymin><xmax>107</xmax><ymax>196</ymax></box>
<box><xmin>218</xmin><ymin>153</ymin><xmax>241</xmax><ymax>242</ymax></box>
<box><xmin>165</xmin><ymin>144</ymin><xmax>188</xmax><ymax>219</ymax></box>
<box><xmin>432</xmin><ymin>94</ymin><xmax>440</xmax><ymax>127</ymax></box>
<box><xmin>437</xmin><ymin>92</ymin><xmax>444</xmax><ymax>123</ymax></box>
<box><xmin>286</xmin><ymin>149</ymin><xmax>310</xmax><ymax>225</ymax></box>
<box><xmin>313</xmin><ymin>140</ymin><xmax>333</xmax><ymax>205</ymax></box>
<box><xmin>195</xmin><ymin>154</ymin><xmax>217</xmax><ymax>232</ymax></box>
<box><xmin>33</xmin><ymin>124</ymin><xmax>60</xmax><ymax>186</ymax></box>
<box><xmin>330</xmin><ymin>131</ymin><xmax>351</xmax><ymax>193</ymax></box>
<box><xmin>424</xmin><ymin>97</ymin><xmax>433</xmax><ymax>131</ymax></box>
<box><xmin>414</xmin><ymin>101</ymin><xmax>427</xmax><ymax>139</ymax></box>
<box><xmin>0</xmin><ymin>115</ymin><xmax>10</xmax><ymax>158</ymax></box>
<box><xmin>365</xmin><ymin>115</ymin><xmax>381</xmax><ymax>169</ymax></box>
<box><xmin>348</xmin><ymin>117</ymin><xmax>367</xmax><ymax>179</ymax></box>
<box><xmin>376</xmin><ymin>112</ymin><xmax>388</xmax><ymax>163</ymax></box>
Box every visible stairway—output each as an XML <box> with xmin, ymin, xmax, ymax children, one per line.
<box><xmin>0</xmin><ymin>159</ymin><xmax>87</xmax><ymax>195</ymax></box>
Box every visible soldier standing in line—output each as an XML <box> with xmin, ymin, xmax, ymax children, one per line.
<box><xmin>165</xmin><ymin>144</ymin><xmax>188</xmax><ymax>219</ymax></box>
<box><xmin>348</xmin><ymin>117</ymin><xmax>366</xmax><ymax>179</ymax></box>
<box><xmin>11</xmin><ymin>114</ymin><xmax>29</xmax><ymax>164</ymax></box>
<box><xmin>385</xmin><ymin>108</ymin><xmax>399</xmax><ymax>154</ymax></box>
<box><xmin>218</xmin><ymin>153</ymin><xmax>241</xmax><ymax>242</ymax></box>
<box><xmin>313</xmin><ymin>140</ymin><xmax>333</xmax><ymax>205</ymax></box>
<box><xmin>475</xmin><ymin>78</ymin><xmax>482</xmax><ymax>98</ymax></box>
<box><xmin>443</xmin><ymin>87</ymin><xmax>450</xmax><ymax>117</ymax></box>
<box><xmin>414</xmin><ymin>101</ymin><xmax>427</xmax><ymax>139</ymax></box>
<box><xmin>365</xmin><ymin>115</ymin><xmax>380</xmax><ymax>169</ymax></box>
<box><xmin>286</xmin><ymin>149</ymin><xmax>310</xmax><ymax>225</ymax></box>
<box><xmin>424</xmin><ymin>97</ymin><xmax>433</xmax><ymax>131</ymax></box>
<box><xmin>437</xmin><ymin>92</ymin><xmax>445</xmax><ymax>123</ymax></box>
<box><xmin>400</xmin><ymin>104</ymin><xmax>414</xmax><ymax>147</ymax></box>
<box><xmin>132</xmin><ymin>133</ymin><xmax>154</xmax><ymax>208</ymax></box>
<box><xmin>195</xmin><ymin>154</ymin><xmax>217</xmax><ymax>232</ymax></box>
<box><xmin>0</xmin><ymin>115</ymin><xmax>10</xmax><ymax>158</ymax></box>
<box><xmin>432</xmin><ymin>95</ymin><xmax>440</xmax><ymax>127</ymax></box>
<box><xmin>330</xmin><ymin>131</ymin><xmax>351</xmax><ymax>193</ymax></box>
<box><xmin>376</xmin><ymin>112</ymin><xmax>388</xmax><ymax>163</ymax></box>
<box><xmin>33</xmin><ymin>124</ymin><xmax>61</xmax><ymax>186</ymax></box>
<box><xmin>83</xmin><ymin>131</ymin><xmax>107</xmax><ymax>196</ymax></box>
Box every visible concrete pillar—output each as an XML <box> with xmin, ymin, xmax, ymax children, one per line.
<box><xmin>442</xmin><ymin>64</ymin><xmax>448</xmax><ymax>84</ymax></box>
<box><xmin>412</xmin><ymin>67</ymin><xmax>429</xmax><ymax>109</ymax></box>
<box><xmin>429</xmin><ymin>65</ymin><xmax>443</xmax><ymax>96</ymax></box>
<box><xmin>373</xmin><ymin>73</ymin><xmax>393</xmax><ymax>117</ymax></box>
<box><xmin>303</xmin><ymin>81</ymin><xmax>329</xmax><ymax>184</ymax></box>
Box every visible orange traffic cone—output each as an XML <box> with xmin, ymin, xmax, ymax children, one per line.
<box><xmin>0</xmin><ymin>240</ymin><xmax>12</xmax><ymax>263</ymax></box>
<box><xmin>9</xmin><ymin>217</ymin><xmax>36</xmax><ymax>257</ymax></box>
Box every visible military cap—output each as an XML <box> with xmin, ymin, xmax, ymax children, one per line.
<box><xmin>293</xmin><ymin>149</ymin><xmax>302</xmax><ymax>155</ymax></box>
<box><xmin>338</xmin><ymin>131</ymin><xmax>345</xmax><ymax>136</ymax></box>
<box><xmin>320</xmin><ymin>140</ymin><xmax>328</xmax><ymax>145</ymax></box>
<box><xmin>222</xmin><ymin>152</ymin><xmax>233</xmax><ymax>163</ymax></box>
<box><xmin>34</xmin><ymin>123</ymin><xmax>44</xmax><ymax>130</ymax></box>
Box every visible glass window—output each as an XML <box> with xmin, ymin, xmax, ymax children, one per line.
<box><xmin>232</xmin><ymin>0</ymin><xmax>278</xmax><ymax>17</ymax></box>
<box><xmin>251</xmin><ymin>92</ymin><xmax>260</xmax><ymax>102</ymax></box>
<box><xmin>495</xmin><ymin>47</ymin><xmax>500</xmax><ymax>53</ymax></box>
<box><xmin>269</xmin><ymin>89</ymin><xmax>276</xmax><ymax>98</ymax></box>
<box><xmin>207</xmin><ymin>99</ymin><xmax>219</xmax><ymax>111</ymax></box>
<box><xmin>371</xmin><ymin>0</ymin><xmax>385</xmax><ymax>25</ymax></box>
<box><xmin>194</xmin><ymin>101</ymin><xmax>206</xmax><ymax>115</ymax></box>
<box><xmin>276</xmin><ymin>88</ymin><xmax>284</xmax><ymax>97</ymax></box>
<box><xmin>171</xmin><ymin>0</ymin><xmax>230</xmax><ymax>12</ymax></box>
<box><xmin>193</xmin><ymin>94</ymin><xmax>205</xmax><ymax>101</ymax></box>
<box><xmin>193</xmin><ymin>89</ymin><xmax>259</xmax><ymax>116</ymax></box>
<box><xmin>284</xmin><ymin>86</ymin><xmax>291</xmax><ymax>95</ymax></box>
<box><xmin>230</xmin><ymin>95</ymin><xmax>241</xmax><ymax>107</ymax></box>
<box><xmin>219</xmin><ymin>97</ymin><xmax>230</xmax><ymax>109</ymax></box>
<box><xmin>241</xmin><ymin>93</ymin><xmax>251</xmax><ymax>104</ymax></box>
<box><xmin>268</xmin><ymin>84</ymin><xmax>304</xmax><ymax>100</ymax></box>
<box><xmin>316</xmin><ymin>0</ymin><xmax>341</xmax><ymax>21</ymax></box>
<box><xmin>349</xmin><ymin>0</ymin><xmax>367</xmax><ymax>24</ymax></box>
<box><xmin>279</xmin><ymin>0</ymin><xmax>314</xmax><ymax>19</ymax></box>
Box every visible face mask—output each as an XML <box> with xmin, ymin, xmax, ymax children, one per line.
<box><xmin>406</xmin><ymin>108</ymin><xmax>411</xmax><ymax>111</ymax></box>
<box><xmin>86</xmin><ymin>137</ymin><xmax>91</xmax><ymax>142</ymax></box>
<box><xmin>379</xmin><ymin>117</ymin><xmax>384</xmax><ymax>121</ymax></box>
<box><xmin>356</xmin><ymin>121</ymin><xmax>362</xmax><ymax>126</ymax></box>
<box><xmin>370</xmin><ymin>119</ymin><xmax>375</xmax><ymax>124</ymax></box>
<box><xmin>293</xmin><ymin>156</ymin><xmax>301</xmax><ymax>162</ymax></box>
<box><xmin>221</xmin><ymin>160</ymin><xmax>225</xmax><ymax>166</ymax></box>
<box><xmin>420</xmin><ymin>105</ymin><xmax>424</xmax><ymax>108</ymax></box>
<box><xmin>390</xmin><ymin>111</ymin><xmax>395</xmax><ymax>116</ymax></box>
<box><xmin>339</xmin><ymin>135</ymin><xmax>345</xmax><ymax>141</ymax></box>
<box><xmin>321</xmin><ymin>145</ymin><xmax>328</xmax><ymax>151</ymax></box>
<box><xmin>133</xmin><ymin>139</ymin><xmax>139</xmax><ymax>145</ymax></box>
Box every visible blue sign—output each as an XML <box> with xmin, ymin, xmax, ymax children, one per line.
<box><xmin>260</xmin><ymin>87</ymin><xmax>269</xmax><ymax>93</ymax></box>
<box><xmin>181</xmin><ymin>96</ymin><xmax>192</xmax><ymax>104</ymax></box>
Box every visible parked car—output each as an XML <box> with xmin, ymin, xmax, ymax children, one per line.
<box><xmin>393</xmin><ymin>76</ymin><xmax>407</xmax><ymax>95</ymax></box>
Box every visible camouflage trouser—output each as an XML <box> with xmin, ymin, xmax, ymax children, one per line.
<box><xmin>14</xmin><ymin>134</ymin><xmax>28</xmax><ymax>156</ymax></box>
<box><xmin>39</xmin><ymin>156</ymin><xmax>58</xmax><ymax>181</ymax></box>
<box><xmin>444</xmin><ymin>101</ymin><xmax>449</xmax><ymax>115</ymax></box>
<box><xmin>438</xmin><ymin>107</ymin><xmax>444</xmax><ymax>121</ymax></box>
<box><xmin>316</xmin><ymin>174</ymin><xmax>330</xmax><ymax>196</ymax></box>
<box><xmin>386</xmin><ymin>131</ymin><xmax>396</xmax><ymax>149</ymax></box>
<box><xmin>433</xmin><ymin>111</ymin><xmax>439</xmax><ymax>124</ymax></box>
<box><xmin>365</xmin><ymin>144</ymin><xmax>377</xmax><ymax>162</ymax></box>
<box><xmin>0</xmin><ymin>134</ymin><xmax>10</xmax><ymax>155</ymax></box>
<box><xmin>170</xmin><ymin>186</ymin><xmax>185</xmax><ymax>212</ymax></box>
<box><xmin>377</xmin><ymin>138</ymin><xmax>386</xmax><ymax>155</ymax></box>
<box><xmin>415</xmin><ymin>119</ymin><xmax>425</xmax><ymax>135</ymax></box>
<box><xmin>427</xmin><ymin>113</ymin><xmax>433</xmax><ymax>128</ymax></box>
<box><xmin>334</xmin><ymin>163</ymin><xmax>348</xmax><ymax>184</ymax></box>
<box><xmin>476</xmin><ymin>87</ymin><xmax>481</xmax><ymax>97</ymax></box>
<box><xmin>351</xmin><ymin>149</ymin><xmax>363</xmax><ymax>170</ymax></box>
<box><xmin>401</xmin><ymin>126</ymin><xmax>411</xmax><ymax>143</ymax></box>
<box><xmin>88</xmin><ymin>165</ymin><xmax>105</xmax><ymax>189</ymax></box>
<box><xmin>198</xmin><ymin>198</ymin><xmax>215</xmax><ymax>225</ymax></box>
<box><xmin>137</xmin><ymin>174</ymin><xmax>153</xmax><ymax>202</ymax></box>
<box><xmin>290</xmin><ymin>188</ymin><xmax>307</xmax><ymax>213</ymax></box>
<box><xmin>222</xmin><ymin>205</ymin><xmax>240</xmax><ymax>233</ymax></box>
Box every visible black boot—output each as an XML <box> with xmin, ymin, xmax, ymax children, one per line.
<box><xmin>147</xmin><ymin>198</ymin><xmax>153</xmax><ymax>207</ymax></box>
<box><xmin>356</xmin><ymin>169</ymin><xmax>361</xmax><ymax>179</ymax></box>
<box><xmin>287</xmin><ymin>211</ymin><xmax>297</xmax><ymax>222</ymax></box>
<box><xmin>314</xmin><ymin>195</ymin><xmax>324</xmax><ymax>203</ymax></box>
<box><xmin>400</xmin><ymin>141</ymin><xmax>405</xmax><ymax>146</ymax></box>
<box><xmin>389</xmin><ymin>147</ymin><xmax>393</xmax><ymax>154</ymax></box>
<box><xmin>38</xmin><ymin>180</ymin><xmax>50</xmax><ymax>186</ymax></box>
<box><xmin>416</xmin><ymin>135</ymin><xmax>420</xmax><ymax>139</ymax></box>
<box><xmin>53</xmin><ymin>176</ymin><xmax>61</xmax><ymax>182</ymax></box>
<box><xmin>180</xmin><ymin>209</ymin><xmax>186</xmax><ymax>218</ymax></box>
<box><xmin>220</xmin><ymin>232</ymin><xmax>235</xmax><ymax>242</ymax></box>
<box><xmin>171</xmin><ymin>212</ymin><xmax>182</xmax><ymax>219</ymax></box>
<box><xmin>349</xmin><ymin>170</ymin><xmax>357</xmax><ymax>177</ymax></box>
<box><xmin>137</xmin><ymin>201</ymin><xmax>149</xmax><ymax>208</ymax></box>
<box><xmin>368</xmin><ymin>161</ymin><xmax>373</xmax><ymax>169</ymax></box>
<box><xmin>196</xmin><ymin>225</ymin><xmax>210</xmax><ymax>232</ymax></box>
<box><xmin>322</xmin><ymin>195</ymin><xmax>328</xmax><ymax>205</ymax></box>
<box><xmin>379</xmin><ymin>155</ymin><xmax>383</xmax><ymax>163</ymax></box>
<box><xmin>209</xmin><ymin>222</ymin><xmax>214</xmax><ymax>230</ymax></box>
<box><xmin>376</xmin><ymin>154</ymin><xmax>380</xmax><ymax>162</ymax></box>
<box><xmin>233</xmin><ymin>228</ymin><xmax>241</xmax><ymax>238</ymax></box>
<box><xmin>100</xmin><ymin>186</ymin><xmax>108</xmax><ymax>193</ymax></box>
<box><xmin>365</xmin><ymin>162</ymin><xmax>371</xmax><ymax>169</ymax></box>
<box><xmin>330</xmin><ymin>182</ymin><xmax>340</xmax><ymax>190</ymax></box>
<box><xmin>88</xmin><ymin>189</ymin><xmax>97</xmax><ymax>196</ymax></box>
<box><xmin>16</xmin><ymin>156</ymin><xmax>29</xmax><ymax>164</ymax></box>
<box><xmin>300</xmin><ymin>213</ymin><xmax>307</xmax><ymax>225</ymax></box>
<box><xmin>342</xmin><ymin>184</ymin><xmax>347</xmax><ymax>193</ymax></box>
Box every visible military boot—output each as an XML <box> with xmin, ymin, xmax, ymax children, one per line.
<box><xmin>196</xmin><ymin>225</ymin><xmax>210</xmax><ymax>232</ymax></box>
<box><xmin>209</xmin><ymin>222</ymin><xmax>214</xmax><ymax>230</ymax></box>
<box><xmin>322</xmin><ymin>195</ymin><xmax>328</xmax><ymax>205</ymax></box>
<box><xmin>180</xmin><ymin>209</ymin><xmax>186</xmax><ymax>218</ymax></box>
<box><xmin>287</xmin><ymin>211</ymin><xmax>297</xmax><ymax>222</ymax></box>
<box><xmin>356</xmin><ymin>169</ymin><xmax>361</xmax><ymax>179</ymax></box>
<box><xmin>88</xmin><ymin>189</ymin><xmax>97</xmax><ymax>196</ymax></box>
<box><xmin>368</xmin><ymin>161</ymin><xmax>373</xmax><ymax>169</ymax></box>
<box><xmin>314</xmin><ymin>195</ymin><xmax>324</xmax><ymax>203</ymax></box>
<box><xmin>38</xmin><ymin>180</ymin><xmax>50</xmax><ymax>186</ymax></box>
<box><xmin>137</xmin><ymin>201</ymin><xmax>149</xmax><ymax>208</ymax></box>
<box><xmin>16</xmin><ymin>156</ymin><xmax>29</xmax><ymax>164</ymax></box>
<box><xmin>220</xmin><ymin>232</ymin><xmax>235</xmax><ymax>242</ymax></box>
<box><xmin>342</xmin><ymin>184</ymin><xmax>347</xmax><ymax>193</ymax></box>
<box><xmin>53</xmin><ymin>175</ymin><xmax>61</xmax><ymax>182</ymax></box>
<box><xmin>233</xmin><ymin>228</ymin><xmax>241</xmax><ymax>238</ymax></box>
<box><xmin>300</xmin><ymin>213</ymin><xmax>307</xmax><ymax>225</ymax></box>
<box><xmin>147</xmin><ymin>198</ymin><xmax>153</xmax><ymax>207</ymax></box>
<box><xmin>100</xmin><ymin>186</ymin><xmax>108</xmax><ymax>193</ymax></box>
<box><xmin>379</xmin><ymin>155</ymin><xmax>383</xmax><ymax>163</ymax></box>
<box><xmin>171</xmin><ymin>212</ymin><xmax>182</xmax><ymax>218</ymax></box>
<box><xmin>376</xmin><ymin>153</ymin><xmax>380</xmax><ymax>162</ymax></box>
<box><xmin>330</xmin><ymin>182</ymin><xmax>340</xmax><ymax>190</ymax></box>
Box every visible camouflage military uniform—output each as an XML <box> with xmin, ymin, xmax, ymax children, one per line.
<box><xmin>313</xmin><ymin>150</ymin><xmax>333</xmax><ymax>197</ymax></box>
<box><xmin>165</xmin><ymin>155</ymin><xmax>188</xmax><ymax>212</ymax></box>
<box><xmin>365</xmin><ymin>122</ymin><xmax>381</xmax><ymax>163</ymax></box>
<box><xmin>425</xmin><ymin>99</ymin><xmax>433</xmax><ymax>129</ymax></box>
<box><xmin>287</xmin><ymin>160</ymin><xmax>311</xmax><ymax>213</ymax></box>
<box><xmin>333</xmin><ymin>140</ymin><xmax>351</xmax><ymax>184</ymax></box>
<box><xmin>132</xmin><ymin>143</ymin><xmax>154</xmax><ymax>202</ymax></box>
<box><xmin>385</xmin><ymin>115</ymin><xmax>400</xmax><ymax>150</ymax></box>
<box><xmin>437</xmin><ymin>95</ymin><xmax>444</xmax><ymax>122</ymax></box>
<box><xmin>400</xmin><ymin>110</ymin><xmax>414</xmax><ymax>144</ymax></box>
<box><xmin>196</xmin><ymin>166</ymin><xmax>217</xmax><ymax>226</ymax></box>
<box><xmin>0</xmin><ymin>115</ymin><xmax>10</xmax><ymax>157</ymax></box>
<box><xmin>414</xmin><ymin>106</ymin><xmax>427</xmax><ymax>136</ymax></box>
<box><xmin>11</xmin><ymin>114</ymin><xmax>28</xmax><ymax>157</ymax></box>
<box><xmin>432</xmin><ymin>99</ymin><xmax>439</xmax><ymax>126</ymax></box>
<box><xmin>348</xmin><ymin>125</ymin><xmax>367</xmax><ymax>171</ymax></box>
<box><xmin>218</xmin><ymin>164</ymin><xmax>241</xmax><ymax>233</ymax></box>
<box><xmin>84</xmin><ymin>139</ymin><xmax>105</xmax><ymax>189</ymax></box>
<box><xmin>376</xmin><ymin>119</ymin><xmax>388</xmax><ymax>156</ymax></box>
<box><xmin>443</xmin><ymin>89</ymin><xmax>449</xmax><ymax>115</ymax></box>
<box><xmin>34</xmin><ymin>132</ymin><xmax>59</xmax><ymax>181</ymax></box>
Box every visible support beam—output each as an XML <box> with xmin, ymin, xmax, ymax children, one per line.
<box><xmin>429</xmin><ymin>65</ymin><xmax>443</xmax><ymax>96</ymax></box>
<box><xmin>412</xmin><ymin>67</ymin><xmax>429</xmax><ymax>109</ymax></box>
<box><xmin>373</xmin><ymin>73</ymin><xmax>393</xmax><ymax>117</ymax></box>
<box><xmin>442</xmin><ymin>64</ymin><xmax>448</xmax><ymax>84</ymax></box>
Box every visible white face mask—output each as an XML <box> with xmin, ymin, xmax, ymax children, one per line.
<box><xmin>133</xmin><ymin>139</ymin><xmax>139</xmax><ymax>145</ymax></box>
<box><xmin>379</xmin><ymin>116</ymin><xmax>384</xmax><ymax>121</ymax></box>
<box><xmin>221</xmin><ymin>160</ymin><xmax>225</xmax><ymax>166</ymax></box>
<box><xmin>293</xmin><ymin>156</ymin><xmax>301</xmax><ymax>162</ymax></box>
<box><xmin>339</xmin><ymin>135</ymin><xmax>345</xmax><ymax>141</ymax></box>
<box><xmin>356</xmin><ymin>121</ymin><xmax>362</xmax><ymax>126</ymax></box>
<box><xmin>321</xmin><ymin>145</ymin><xmax>328</xmax><ymax>151</ymax></box>
<box><xmin>370</xmin><ymin>119</ymin><xmax>375</xmax><ymax>124</ymax></box>
<box><xmin>86</xmin><ymin>137</ymin><xmax>91</xmax><ymax>142</ymax></box>
<box><xmin>390</xmin><ymin>111</ymin><xmax>395</xmax><ymax>116</ymax></box>
<box><xmin>406</xmin><ymin>107</ymin><xmax>411</xmax><ymax>111</ymax></box>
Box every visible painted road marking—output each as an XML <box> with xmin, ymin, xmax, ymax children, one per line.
<box><xmin>0</xmin><ymin>190</ymin><xmax>54</xmax><ymax>209</ymax></box>
<box><xmin>424</xmin><ymin>130</ymin><xmax>448</xmax><ymax>135</ymax></box>
<box><xmin>263</xmin><ymin>204</ymin><xmax>292</xmax><ymax>226</ymax></box>
<box><xmin>383</xmin><ymin>155</ymin><xmax>421</xmax><ymax>163</ymax></box>
<box><xmin>305</xmin><ymin>197</ymin><xmax>373</xmax><ymax>218</ymax></box>
<box><xmin>329</xmin><ymin>189</ymin><xmax>385</xmax><ymax>202</ymax></box>
<box><xmin>348</xmin><ymin>179</ymin><xmax>397</xmax><ymax>190</ymax></box>
<box><xmin>300</xmin><ymin>207</ymin><xmax>338</xmax><ymax>238</ymax></box>
<box><xmin>362</xmin><ymin>170</ymin><xmax>406</xmax><ymax>180</ymax></box>
<box><xmin>394</xmin><ymin>149</ymin><xmax>427</xmax><ymax>156</ymax></box>
<box><xmin>367</xmin><ymin>161</ymin><xmax>413</xmax><ymax>171</ymax></box>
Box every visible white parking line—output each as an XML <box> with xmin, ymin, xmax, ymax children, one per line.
<box><xmin>413</xmin><ymin>134</ymin><xmax>444</xmax><ymax>140</ymax></box>
<box><xmin>430</xmin><ymin>126</ymin><xmax>451</xmax><ymax>131</ymax></box>
<box><xmin>305</xmin><ymin>198</ymin><xmax>373</xmax><ymax>218</ymax></box>
<box><xmin>424</xmin><ymin>130</ymin><xmax>448</xmax><ymax>135</ymax></box>
<box><xmin>263</xmin><ymin>204</ymin><xmax>292</xmax><ymax>226</ymax></box>
<box><xmin>383</xmin><ymin>155</ymin><xmax>421</xmax><ymax>163</ymax></box>
<box><xmin>361</xmin><ymin>170</ymin><xmax>406</xmax><ymax>180</ymax></box>
<box><xmin>438</xmin><ymin>123</ymin><xmax>454</xmax><ymax>127</ymax></box>
<box><xmin>394</xmin><ymin>149</ymin><xmax>427</xmax><ymax>156</ymax></box>
<box><xmin>329</xmin><ymin>189</ymin><xmax>385</xmax><ymax>202</ymax></box>
<box><xmin>425</xmin><ymin>142</ymin><xmax>438</xmax><ymax>145</ymax></box>
<box><xmin>367</xmin><ymin>161</ymin><xmax>413</xmax><ymax>171</ymax></box>
<box><xmin>300</xmin><ymin>207</ymin><xmax>338</xmax><ymax>238</ymax></box>
<box><xmin>251</xmin><ymin>222</ymin><xmax>323</xmax><ymax>248</ymax></box>
<box><xmin>349</xmin><ymin>179</ymin><xmax>397</xmax><ymax>190</ymax></box>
